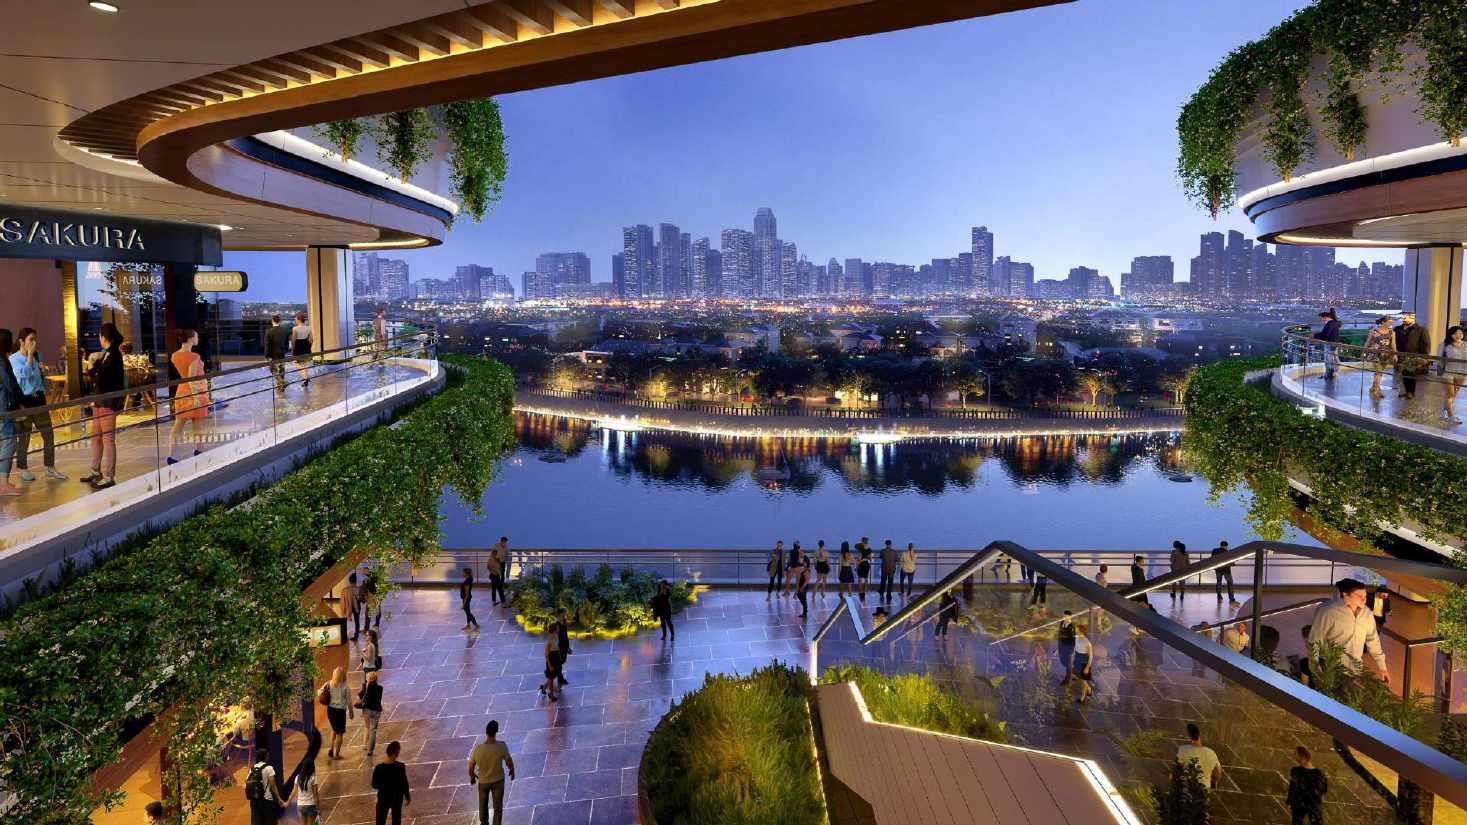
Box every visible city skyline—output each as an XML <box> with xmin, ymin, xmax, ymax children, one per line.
<box><xmin>222</xmin><ymin>0</ymin><xmax>1392</xmax><ymax>302</ymax></box>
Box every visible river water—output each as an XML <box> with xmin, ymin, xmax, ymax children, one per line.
<box><xmin>437</xmin><ymin>413</ymin><xmax>1318</xmax><ymax>552</ymax></box>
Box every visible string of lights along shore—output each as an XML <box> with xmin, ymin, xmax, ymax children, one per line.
<box><xmin>352</xmin><ymin>209</ymin><xmax>1405</xmax><ymax>305</ymax></box>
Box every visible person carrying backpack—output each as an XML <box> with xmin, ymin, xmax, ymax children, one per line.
<box><xmin>245</xmin><ymin>747</ymin><xmax>288</xmax><ymax>824</ymax></box>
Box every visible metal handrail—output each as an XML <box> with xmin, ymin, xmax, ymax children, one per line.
<box><xmin>0</xmin><ymin>329</ymin><xmax>435</xmax><ymax>423</ymax></box>
<box><xmin>1281</xmin><ymin>322</ymin><xmax>1465</xmax><ymax>371</ymax></box>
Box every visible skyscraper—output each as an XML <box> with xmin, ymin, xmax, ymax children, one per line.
<box><xmin>705</xmin><ymin>248</ymin><xmax>722</xmax><ymax>297</ymax></box>
<box><xmin>622</xmin><ymin>225</ymin><xmax>654</xmax><ymax>299</ymax></box>
<box><xmin>1224</xmin><ymin>230</ymin><xmax>1253</xmax><ymax>299</ymax></box>
<box><xmin>993</xmin><ymin>256</ymin><xmax>1033</xmax><ymax>298</ymax></box>
<box><xmin>971</xmin><ymin>226</ymin><xmax>995</xmax><ymax>296</ymax></box>
<box><xmin>657</xmin><ymin>223</ymin><xmax>682</xmax><ymax>298</ymax></box>
<box><xmin>1124</xmin><ymin>255</ymin><xmax>1174</xmax><ymax>300</ymax></box>
<box><xmin>781</xmin><ymin>241</ymin><xmax>798</xmax><ymax>297</ymax></box>
<box><xmin>454</xmin><ymin>264</ymin><xmax>493</xmax><ymax>301</ymax></box>
<box><xmin>535</xmin><ymin>252</ymin><xmax>591</xmax><ymax>298</ymax></box>
<box><xmin>956</xmin><ymin>253</ymin><xmax>975</xmax><ymax>295</ymax></box>
<box><xmin>1194</xmin><ymin>232</ymin><xmax>1225</xmax><ymax>299</ymax></box>
<box><xmin>691</xmin><ymin>237</ymin><xmax>710</xmax><ymax>297</ymax></box>
<box><xmin>1066</xmin><ymin>266</ymin><xmax>1100</xmax><ymax>298</ymax></box>
<box><xmin>844</xmin><ymin>258</ymin><xmax>864</xmax><ymax>297</ymax></box>
<box><xmin>353</xmin><ymin>251</ymin><xmax>381</xmax><ymax>300</ymax></box>
<box><xmin>1250</xmin><ymin>243</ymin><xmax>1277</xmax><ymax>298</ymax></box>
<box><xmin>611</xmin><ymin>253</ymin><xmax>625</xmax><ymax>297</ymax></box>
<box><xmin>377</xmin><ymin>258</ymin><xmax>410</xmax><ymax>301</ymax></box>
<box><xmin>826</xmin><ymin>258</ymin><xmax>844</xmax><ymax>297</ymax></box>
<box><xmin>753</xmin><ymin>208</ymin><xmax>780</xmax><ymax>298</ymax></box>
<box><xmin>720</xmin><ymin>229</ymin><xmax>754</xmax><ymax>299</ymax></box>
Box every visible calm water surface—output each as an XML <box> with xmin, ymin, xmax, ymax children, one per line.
<box><xmin>438</xmin><ymin>413</ymin><xmax>1318</xmax><ymax>550</ymax></box>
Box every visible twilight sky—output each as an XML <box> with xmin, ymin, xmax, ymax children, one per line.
<box><xmin>227</xmin><ymin>0</ymin><xmax>1394</xmax><ymax>301</ymax></box>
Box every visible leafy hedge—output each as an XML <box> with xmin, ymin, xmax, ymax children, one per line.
<box><xmin>509</xmin><ymin>564</ymin><xmax>691</xmax><ymax>636</ymax></box>
<box><xmin>1183</xmin><ymin>357</ymin><xmax>1467</xmax><ymax>660</ymax></box>
<box><xmin>821</xmin><ymin>664</ymin><xmax>1006</xmax><ymax>742</ymax></box>
<box><xmin>642</xmin><ymin>663</ymin><xmax>825</xmax><ymax>825</ymax></box>
<box><xmin>0</xmin><ymin>355</ymin><xmax>515</xmax><ymax>823</ymax></box>
<box><xmin>1177</xmin><ymin>0</ymin><xmax>1465</xmax><ymax>215</ymax></box>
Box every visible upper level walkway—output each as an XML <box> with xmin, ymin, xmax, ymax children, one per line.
<box><xmin>1276</xmin><ymin>322</ymin><xmax>1467</xmax><ymax>458</ymax></box>
<box><xmin>0</xmin><ymin>334</ymin><xmax>440</xmax><ymax>593</ymax></box>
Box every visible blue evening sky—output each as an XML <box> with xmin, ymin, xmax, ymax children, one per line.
<box><xmin>229</xmin><ymin>0</ymin><xmax>1382</xmax><ymax>300</ymax></box>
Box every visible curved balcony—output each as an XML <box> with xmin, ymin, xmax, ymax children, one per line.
<box><xmin>1275</xmin><ymin>322</ymin><xmax>1467</xmax><ymax>460</ymax></box>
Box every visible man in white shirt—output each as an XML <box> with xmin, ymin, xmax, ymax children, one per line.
<box><xmin>1220</xmin><ymin>621</ymin><xmax>1249</xmax><ymax>654</ymax></box>
<box><xmin>1176</xmin><ymin>723</ymin><xmax>1222</xmax><ymax>790</ymax></box>
<box><xmin>1308</xmin><ymin>578</ymin><xmax>1390</xmax><ymax>685</ymax></box>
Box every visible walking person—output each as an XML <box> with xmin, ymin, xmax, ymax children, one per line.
<box><xmin>1286</xmin><ymin>746</ymin><xmax>1328</xmax><ymax>825</ymax></box>
<box><xmin>295</xmin><ymin>756</ymin><xmax>322</xmax><ymax>825</ymax></box>
<box><xmin>370</xmin><ymin>741</ymin><xmax>411</xmax><ymax>825</ymax></box>
<box><xmin>1212</xmin><ymin>540</ymin><xmax>1238</xmax><ymax>606</ymax></box>
<box><xmin>165</xmin><ymin>329</ymin><xmax>211</xmax><ymax>464</ymax></box>
<box><xmin>344</xmin><ymin>572</ymin><xmax>362</xmax><ymax>641</ymax></box>
<box><xmin>935</xmin><ymin>591</ymin><xmax>958</xmax><ymax>638</ymax></box>
<box><xmin>1029</xmin><ymin>571</ymin><xmax>1048</xmax><ymax>606</ymax></box>
<box><xmin>487</xmin><ymin>544</ymin><xmax>505</xmax><ymax>605</ymax></box>
<box><xmin>80</xmin><ymin>323</ymin><xmax>125</xmax><ymax>490</ymax></box>
<box><xmin>1394</xmin><ymin>311</ymin><xmax>1430</xmax><ymax>400</ymax></box>
<box><xmin>813</xmin><ymin>540</ymin><xmax>831</xmax><ymax>598</ymax></box>
<box><xmin>900</xmin><ymin>542</ymin><xmax>917</xmax><ymax>598</ymax></box>
<box><xmin>373</xmin><ymin>308</ymin><xmax>389</xmax><ymax>364</ymax></box>
<box><xmin>245</xmin><ymin>747</ymin><xmax>288</xmax><ymax>825</ymax></box>
<box><xmin>364</xmin><ymin>569</ymin><xmax>383</xmax><ymax>628</ymax></box>
<box><xmin>784</xmin><ymin>541</ymin><xmax>802</xmax><ymax>596</ymax></box>
<box><xmin>1314</xmin><ymin>308</ymin><xmax>1341</xmax><ymax>381</ymax></box>
<box><xmin>8</xmin><ymin>329</ymin><xmax>65</xmax><ymax>482</ymax></box>
<box><xmin>0</xmin><ymin>329</ymin><xmax>22</xmax><ymax>497</ymax></box>
<box><xmin>495</xmin><ymin>536</ymin><xmax>513</xmax><ymax>598</ymax></box>
<box><xmin>1072</xmin><ymin>624</ymin><xmax>1094</xmax><ymax>703</ymax></box>
<box><xmin>652</xmin><ymin>580</ymin><xmax>675</xmax><ymax>640</ymax></box>
<box><xmin>469</xmin><ymin>720</ymin><xmax>516</xmax><ymax>825</ymax></box>
<box><xmin>556</xmin><ymin>612</ymin><xmax>572</xmax><ymax>686</ymax></box>
<box><xmin>856</xmin><ymin>538</ymin><xmax>873</xmax><ymax>600</ymax></box>
<box><xmin>1057</xmin><ymin>611</ymin><xmax>1077</xmax><ymax>684</ymax></box>
<box><xmin>794</xmin><ymin>554</ymin><xmax>811</xmax><ymax>618</ymax></box>
<box><xmin>766</xmin><ymin>540</ymin><xmax>785</xmax><ymax>601</ymax></box>
<box><xmin>264</xmin><ymin>314</ymin><xmax>291</xmax><ymax>392</ymax></box>
<box><xmin>1439</xmin><ymin>325</ymin><xmax>1467</xmax><ymax>423</ymax></box>
<box><xmin>321</xmin><ymin>667</ymin><xmax>354</xmax><ymax>759</ymax></box>
<box><xmin>1364</xmin><ymin>314</ymin><xmax>1395</xmax><ymax>399</ymax></box>
<box><xmin>879</xmin><ymin>540</ymin><xmax>898</xmax><ymax>604</ymax></box>
<box><xmin>1177</xmin><ymin>723</ymin><xmax>1223</xmax><ymax>791</ymax></box>
<box><xmin>540</xmin><ymin>622</ymin><xmax>562</xmax><ymax>701</ymax></box>
<box><xmin>360</xmin><ymin>628</ymin><xmax>381</xmax><ymax>675</ymax></box>
<box><xmin>359</xmin><ymin>670</ymin><xmax>384</xmax><ymax>756</ymax></box>
<box><xmin>290</xmin><ymin>311</ymin><xmax>313</xmax><ymax>389</ymax></box>
<box><xmin>460</xmin><ymin>567</ymin><xmax>480</xmax><ymax>632</ymax></box>
<box><xmin>837</xmin><ymin>541</ymin><xmax>855</xmax><ymax>596</ymax></box>
<box><xmin>1169</xmin><ymin>541</ymin><xmax>1189</xmax><ymax>602</ymax></box>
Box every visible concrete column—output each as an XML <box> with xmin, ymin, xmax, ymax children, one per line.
<box><xmin>1403</xmin><ymin>246</ymin><xmax>1464</xmax><ymax>348</ymax></box>
<box><xmin>305</xmin><ymin>247</ymin><xmax>354</xmax><ymax>355</ymax></box>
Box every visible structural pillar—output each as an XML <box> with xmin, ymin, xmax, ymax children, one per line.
<box><xmin>1403</xmin><ymin>246</ymin><xmax>1464</xmax><ymax>348</ymax></box>
<box><xmin>305</xmin><ymin>247</ymin><xmax>355</xmax><ymax>356</ymax></box>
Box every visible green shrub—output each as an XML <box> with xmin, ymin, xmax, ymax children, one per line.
<box><xmin>0</xmin><ymin>355</ymin><xmax>516</xmax><ymax>822</ymax></box>
<box><xmin>509</xmin><ymin>563</ymin><xmax>691</xmax><ymax>636</ymax></box>
<box><xmin>642</xmin><ymin>662</ymin><xmax>825</xmax><ymax>825</ymax></box>
<box><xmin>821</xmin><ymin>664</ymin><xmax>1006</xmax><ymax>742</ymax></box>
<box><xmin>1156</xmin><ymin>758</ymin><xmax>1211</xmax><ymax>825</ymax></box>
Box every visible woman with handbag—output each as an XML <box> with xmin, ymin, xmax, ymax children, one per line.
<box><xmin>321</xmin><ymin>666</ymin><xmax>353</xmax><ymax>759</ymax></box>
<box><xmin>361</xmin><ymin>628</ymin><xmax>381</xmax><ymax>674</ymax></box>
<box><xmin>358</xmin><ymin>670</ymin><xmax>384</xmax><ymax>757</ymax></box>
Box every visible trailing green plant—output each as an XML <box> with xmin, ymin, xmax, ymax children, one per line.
<box><xmin>440</xmin><ymin>98</ymin><xmax>508</xmax><ymax>222</ymax></box>
<box><xmin>642</xmin><ymin>662</ymin><xmax>825</xmax><ymax>825</ymax></box>
<box><xmin>1155</xmin><ymin>758</ymin><xmax>1211</xmax><ymax>825</ymax></box>
<box><xmin>1308</xmin><ymin>641</ymin><xmax>1430</xmax><ymax>739</ymax></box>
<box><xmin>1175</xmin><ymin>0</ymin><xmax>1460</xmax><ymax>214</ymax></box>
<box><xmin>372</xmin><ymin>107</ymin><xmax>437</xmax><ymax>182</ymax></box>
<box><xmin>314</xmin><ymin>119</ymin><xmax>367</xmax><ymax>163</ymax></box>
<box><xmin>0</xmin><ymin>355</ymin><xmax>516</xmax><ymax>823</ymax></box>
<box><xmin>822</xmin><ymin>664</ymin><xmax>1007</xmax><ymax>742</ymax></box>
<box><xmin>508</xmin><ymin>563</ymin><xmax>692</xmax><ymax>636</ymax></box>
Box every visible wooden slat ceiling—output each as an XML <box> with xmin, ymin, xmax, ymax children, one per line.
<box><xmin>57</xmin><ymin>0</ymin><xmax>685</xmax><ymax>162</ymax></box>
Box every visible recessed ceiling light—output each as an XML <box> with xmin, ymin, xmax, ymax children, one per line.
<box><xmin>88</xmin><ymin>1</ymin><xmax>120</xmax><ymax>12</ymax></box>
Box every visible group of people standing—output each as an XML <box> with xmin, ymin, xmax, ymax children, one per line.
<box><xmin>459</xmin><ymin>537</ymin><xmax>514</xmax><ymax>633</ymax></box>
<box><xmin>1316</xmin><ymin>309</ymin><xmax>1463</xmax><ymax>419</ymax></box>
<box><xmin>765</xmin><ymin>538</ymin><xmax>921</xmax><ymax>617</ymax></box>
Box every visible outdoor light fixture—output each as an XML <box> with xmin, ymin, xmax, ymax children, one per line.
<box><xmin>88</xmin><ymin>1</ymin><xmax>120</xmax><ymax>12</ymax></box>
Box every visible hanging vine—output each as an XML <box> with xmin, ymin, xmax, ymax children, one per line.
<box><xmin>314</xmin><ymin>119</ymin><xmax>366</xmax><ymax>164</ymax></box>
<box><xmin>1175</xmin><ymin>0</ymin><xmax>1466</xmax><ymax>214</ymax></box>
<box><xmin>372</xmin><ymin>108</ymin><xmax>437</xmax><ymax>182</ymax></box>
<box><xmin>440</xmin><ymin>98</ymin><xmax>509</xmax><ymax>223</ymax></box>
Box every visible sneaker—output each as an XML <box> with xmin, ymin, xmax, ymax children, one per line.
<box><xmin>44</xmin><ymin>467</ymin><xmax>67</xmax><ymax>480</ymax></box>
<box><xmin>18</xmin><ymin>470</ymin><xmax>35</xmax><ymax>482</ymax></box>
<box><xmin>78</xmin><ymin>471</ymin><xmax>101</xmax><ymax>484</ymax></box>
<box><xmin>90</xmin><ymin>477</ymin><xmax>115</xmax><ymax>490</ymax></box>
<box><xmin>0</xmin><ymin>484</ymin><xmax>20</xmax><ymax>496</ymax></box>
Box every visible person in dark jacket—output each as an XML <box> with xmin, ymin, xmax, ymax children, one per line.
<box><xmin>370</xmin><ymin>741</ymin><xmax>411</xmax><ymax>825</ymax></box>
<box><xmin>82</xmin><ymin>323</ymin><xmax>125</xmax><ymax>490</ymax></box>
<box><xmin>359</xmin><ymin>671</ymin><xmax>384</xmax><ymax>756</ymax></box>
<box><xmin>556</xmin><ymin>611</ymin><xmax>571</xmax><ymax>686</ymax></box>
<box><xmin>263</xmin><ymin>314</ymin><xmax>291</xmax><ymax>392</ymax></box>
<box><xmin>1394</xmin><ymin>311</ymin><xmax>1430</xmax><ymax>399</ymax></box>
<box><xmin>1286</xmin><ymin>745</ymin><xmax>1327</xmax><ymax>825</ymax></box>
<box><xmin>0</xmin><ymin>328</ymin><xmax>22</xmax><ymax>497</ymax></box>
<box><xmin>652</xmin><ymin>580</ymin><xmax>675</xmax><ymax>640</ymax></box>
<box><xmin>1315</xmin><ymin>308</ymin><xmax>1342</xmax><ymax>380</ymax></box>
<box><xmin>935</xmin><ymin>591</ymin><xmax>958</xmax><ymax>638</ymax></box>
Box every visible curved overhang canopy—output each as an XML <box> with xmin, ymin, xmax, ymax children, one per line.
<box><xmin>11</xmin><ymin>0</ymin><xmax>1067</xmax><ymax>252</ymax></box>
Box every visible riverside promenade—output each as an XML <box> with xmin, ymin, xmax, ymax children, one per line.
<box><xmin>513</xmin><ymin>391</ymin><xmax>1184</xmax><ymax>440</ymax></box>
